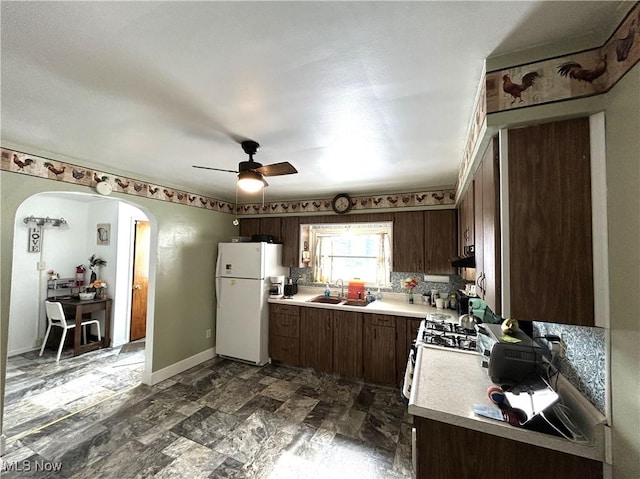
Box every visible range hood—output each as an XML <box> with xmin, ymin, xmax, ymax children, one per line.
<box><xmin>450</xmin><ymin>245</ymin><xmax>475</xmax><ymax>268</ymax></box>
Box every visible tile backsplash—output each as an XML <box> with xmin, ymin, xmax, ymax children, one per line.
<box><xmin>289</xmin><ymin>267</ymin><xmax>466</xmax><ymax>297</ymax></box>
<box><xmin>533</xmin><ymin>321</ymin><xmax>606</xmax><ymax>414</ymax></box>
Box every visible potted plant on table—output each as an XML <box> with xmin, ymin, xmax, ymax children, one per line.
<box><xmin>88</xmin><ymin>254</ymin><xmax>107</xmax><ymax>285</ymax></box>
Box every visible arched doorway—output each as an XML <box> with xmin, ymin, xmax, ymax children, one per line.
<box><xmin>3</xmin><ymin>191</ymin><xmax>158</xmax><ymax>443</ymax></box>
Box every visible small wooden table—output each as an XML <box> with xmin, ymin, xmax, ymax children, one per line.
<box><xmin>55</xmin><ymin>297</ymin><xmax>112</xmax><ymax>356</ymax></box>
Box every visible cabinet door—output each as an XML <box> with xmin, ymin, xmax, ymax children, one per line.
<box><xmin>270</xmin><ymin>335</ymin><xmax>300</xmax><ymax>365</ymax></box>
<box><xmin>333</xmin><ymin>310</ymin><xmax>363</xmax><ymax>378</ymax></box>
<box><xmin>270</xmin><ymin>313</ymin><xmax>300</xmax><ymax>338</ymax></box>
<box><xmin>393</xmin><ymin>211</ymin><xmax>424</xmax><ymax>272</ymax></box>
<box><xmin>462</xmin><ymin>186</ymin><xmax>475</xmax><ymax>248</ymax></box>
<box><xmin>480</xmin><ymin>138</ymin><xmax>501</xmax><ymax>315</ymax></box>
<box><xmin>458</xmin><ymin>186</ymin><xmax>475</xmax><ymax>281</ymax></box>
<box><xmin>260</xmin><ymin>217</ymin><xmax>282</xmax><ymax>242</ymax></box>
<box><xmin>424</xmin><ymin>210</ymin><xmax>458</xmax><ymax>274</ymax></box>
<box><xmin>508</xmin><ymin>118</ymin><xmax>592</xmax><ymax>325</ymax></box>
<box><xmin>363</xmin><ymin>315</ymin><xmax>397</xmax><ymax>385</ymax></box>
<box><xmin>239</xmin><ymin>218</ymin><xmax>261</xmax><ymax>238</ymax></box>
<box><xmin>474</xmin><ymin>166</ymin><xmax>484</xmax><ymax>294</ymax></box>
<box><xmin>474</xmin><ymin>137</ymin><xmax>501</xmax><ymax>315</ymax></box>
<box><xmin>415</xmin><ymin>417</ymin><xmax>603</xmax><ymax>479</ymax></box>
<box><xmin>280</xmin><ymin>216</ymin><xmax>300</xmax><ymax>267</ymax></box>
<box><xmin>300</xmin><ymin>308</ymin><xmax>333</xmax><ymax>372</ymax></box>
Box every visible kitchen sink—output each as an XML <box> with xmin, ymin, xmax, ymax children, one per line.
<box><xmin>307</xmin><ymin>296</ymin><xmax>343</xmax><ymax>304</ymax></box>
<box><xmin>342</xmin><ymin>300</ymin><xmax>369</xmax><ymax>307</ymax></box>
<box><xmin>306</xmin><ymin>296</ymin><xmax>371</xmax><ymax>307</ymax></box>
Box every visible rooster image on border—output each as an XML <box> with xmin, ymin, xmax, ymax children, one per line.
<box><xmin>502</xmin><ymin>72</ymin><xmax>540</xmax><ymax>104</ymax></box>
<box><xmin>557</xmin><ymin>55</ymin><xmax>607</xmax><ymax>83</ymax></box>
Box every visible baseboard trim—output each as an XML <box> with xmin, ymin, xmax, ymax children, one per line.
<box><xmin>146</xmin><ymin>347</ymin><xmax>217</xmax><ymax>386</ymax></box>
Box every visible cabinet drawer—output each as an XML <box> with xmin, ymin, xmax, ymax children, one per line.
<box><xmin>271</xmin><ymin>303</ymin><xmax>300</xmax><ymax>315</ymax></box>
<box><xmin>270</xmin><ymin>335</ymin><xmax>300</xmax><ymax>366</ymax></box>
<box><xmin>369</xmin><ymin>314</ymin><xmax>396</xmax><ymax>328</ymax></box>
<box><xmin>271</xmin><ymin>314</ymin><xmax>300</xmax><ymax>338</ymax></box>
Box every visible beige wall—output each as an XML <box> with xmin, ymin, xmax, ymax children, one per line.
<box><xmin>605</xmin><ymin>64</ymin><xmax>640</xmax><ymax>479</ymax></box>
<box><xmin>0</xmin><ymin>170</ymin><xmax>237</xmax><ymax>434</ymax></box>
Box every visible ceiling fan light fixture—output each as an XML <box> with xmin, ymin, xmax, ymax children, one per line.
<box><xmin>237</xmin><ymin>170</ymin><xmax>264</xmax><ymax>193</ymax></box>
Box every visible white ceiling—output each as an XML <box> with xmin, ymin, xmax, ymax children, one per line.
<box><xmin>1</xmin><ymin>1</ymin><xmax>629</xmax><ymax>202</ymax></box>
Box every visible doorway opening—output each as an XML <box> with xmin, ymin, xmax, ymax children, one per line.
<box><xmin>3</xmin><ymin>191</ymin><xmax>157</xmax><ymax>444</ymax></box>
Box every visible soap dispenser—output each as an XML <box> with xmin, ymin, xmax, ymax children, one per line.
<box><xmin>324</xmin><ymin>284</ymin><xmax>331</xmax><ymax>297</ymax></box>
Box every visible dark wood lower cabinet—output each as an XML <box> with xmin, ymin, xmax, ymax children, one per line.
<box><xmin>269</xmin><ymin>304</ymin><xmax>300</xmax><ymax>365</ymax></box>
<box><xmin>300</xmin><ymin>307</ymin><xmax>333</xmax><ymax>372</ymax></box>
<box><xmin>363</xmin><ymin>315</ymin><xmax>397</xmax><ymax>385</ymax></box>
<box><xmin>414</xmin><ymin>417</ymin><xmax>602</xmax><ymax>479</ymax></box>
<box><xmin>271</xmin><ymin>306</ymin><xmax>411</xmax><ymax>386</ymax></box>
<box><xmin>333</xmin><ymin>310</ymin><xmax>363</xmax><ymax>378</ymax></box>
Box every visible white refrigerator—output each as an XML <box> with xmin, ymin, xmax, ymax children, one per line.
<box><xmin>215</xmin><ymin>242</ymin><xmax>287</xmax><ymax>365</ymax></box>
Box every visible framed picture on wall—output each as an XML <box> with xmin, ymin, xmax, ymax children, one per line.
<box><xmin>97</xmin><ymin>223</ymin><xmax>110</xmax><ymax>245</ymax></box>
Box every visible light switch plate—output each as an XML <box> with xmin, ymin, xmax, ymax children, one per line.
<box><xmin>37</xmin><ymin>261</ymin><xmax>46</xmax><ymax>270</ymax></box>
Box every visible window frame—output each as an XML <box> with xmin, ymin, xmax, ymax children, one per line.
<box><xmin>300</xmin><ymin>222</ymin><xmax>393</xmax><ymax>287</ymax></box>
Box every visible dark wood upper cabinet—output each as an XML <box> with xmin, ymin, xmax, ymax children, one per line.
<box><xmin>475</xmin><ymin>137</ymin><xmax>501</xmax><ymax>315</ymax></box>
<box><xmin>393</xmin><ymin>211</ymin><xmax>425</xmax><ymax>272</ymax></box>
<box><xmin>259</xmin><ymin>217</ymin><xmax>281</xmax><ymax>243</ymax></box>
<box><xmin>459</xmin><ymin>185</ymin><xmax>475</xmax><ymax>251</ymax></box>
<box><xmin>508</xmin><ymin>117</ymin><xmax>593</xmax><ymax>325</ymax></box>
<box><xmin>280</xmin><ymin>216</ymin><xmax>299</xmax><ymax>267</ymax></box>
<box><xmin>239</xmin><ymin>218</ymin><xmax>260</xmax><ymax>239</ymax></box>
<box><xmin>239</xmin><ymin>217</ymin><xmax>281</xmax><ymax>242</ymax></box>
<box><xmin>457</xmin><ymin>185</ymin><xmax>476</xmax><ymax>281</ymax></box>
<box><xmin>241</xmin><ymin>209</ymin><xmax>457</xmax><ymax>274</ymax></box>
<box><xmin>424</xmin><ymin>210</ymin><xmax>458</xmax><ymax>274</ymax></box>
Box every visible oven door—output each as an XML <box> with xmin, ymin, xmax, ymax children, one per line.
<box><xmin>402</xmin><ymin>343</ymin><xmax>416</xmax><ymax>399</ymax></box>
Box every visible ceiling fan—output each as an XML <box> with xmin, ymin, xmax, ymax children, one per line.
<box><xmin>192</xmin><ymin>140</ymin><xmax>298</xmax><ymax>193</ymax></box>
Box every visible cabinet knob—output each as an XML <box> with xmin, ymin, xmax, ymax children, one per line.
<box><xmin>133</xmin><ymin>285</ymin><xmax>142</xmax><ymax>290</ymax></box>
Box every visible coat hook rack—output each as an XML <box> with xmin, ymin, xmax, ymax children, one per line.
<box><xmin>23</xmin><ymin>215</ymin><xmax>69</xmax><ymax>228</ymax></box>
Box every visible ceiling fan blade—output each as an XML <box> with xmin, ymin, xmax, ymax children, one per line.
<box><xmin>192</xmin><ymin>165</ymin><xmax>238</xmax><ymax>173</ymax></box>
<box><xmin>255</xmin><ymin>162</ymin><xmax>298</xmax><ymax>177</ymax></box>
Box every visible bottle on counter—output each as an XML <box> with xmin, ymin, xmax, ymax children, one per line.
<box><xmin>324</xmin><ymin>284</ymin><xmax>331</xmax><ymax>297</ymax></box>
<box><xmin>376</xmin><ymin>288</ymin><xmax>382</xmax><ymax>301</ymax></box>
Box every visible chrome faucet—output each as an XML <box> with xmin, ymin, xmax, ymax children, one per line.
<box><xmin>335</xmin><ymin>279</ymin><xmax>345</xmax><ymax>298</ymax></box>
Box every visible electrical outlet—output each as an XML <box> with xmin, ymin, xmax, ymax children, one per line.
<box><xmin>206</xmin><ymin>329</ymin><xmax>212</xmax><ymax>339</ymax></box>
<box><xmin>37</xmin><ymin>261</ymin><xmax>46</xmax><ymax>270</ymax></box>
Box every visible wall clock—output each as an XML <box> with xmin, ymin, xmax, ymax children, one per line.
<box><xmin>332</xmin><ymin>193</ymin><xmax>353</xmax><ymax>214</ymax></box>
<box><xmin>95</xmin><ymin>181</ymin><xmax>113</xmax><ymax>196</ymax></box>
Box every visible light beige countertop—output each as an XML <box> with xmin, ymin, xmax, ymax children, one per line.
<box><xmin>267</xmin><ymin>286</ymin><xmax>456</xmax><ymax>319</ymax></box>
<box><xmin>408</xmin><ymin>345</ymin><xmax>607</xmax><ymax>462</ymax></box>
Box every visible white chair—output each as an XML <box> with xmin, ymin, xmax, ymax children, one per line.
<box><xmin>39</xmin><ymin>300</ymin><xmax>102</xmax><ymax>362</ymax></box>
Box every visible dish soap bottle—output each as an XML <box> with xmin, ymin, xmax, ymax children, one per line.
<box><xmin>324</xmin><ymin>284</ymin><xmax>331</xmax><ymax>297</ymax></box>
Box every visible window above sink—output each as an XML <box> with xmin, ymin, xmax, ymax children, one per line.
<box><xmin>300</xmin><ymin>222</ymin><xmax>393</xmax><ymax>287</ymax></box>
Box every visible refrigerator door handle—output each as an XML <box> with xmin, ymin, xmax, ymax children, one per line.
<box><xmin>216</xmin><ymin>250</ymin><xmax>222</xmax><ymax>308</ymax></box>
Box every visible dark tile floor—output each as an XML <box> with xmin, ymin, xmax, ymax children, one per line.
<box><xmin>3</xmin><ymin>351</ymin><xmax>413</xmax><ymax>478</ymax></box>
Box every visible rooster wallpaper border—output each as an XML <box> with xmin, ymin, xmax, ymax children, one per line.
<box><xmin>486</xmin><ymin>2</ymin><xmax>640</xmax><ymax>114</ymax></box>
<box><xmin>1</xmin><ymin>148</ymin><xmax>455</xmax><ymax>215</ymax></box>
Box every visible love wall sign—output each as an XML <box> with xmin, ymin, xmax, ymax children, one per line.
<box><xmin>28</xmin><ymin>226</ymin><xmax>42</xmax><ymax>252</ymax></box>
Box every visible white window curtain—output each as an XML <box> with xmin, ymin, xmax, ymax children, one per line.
<box><xmin>311</xmin><ymin>228</ymin><xmax>391</xmax><ymax>286</ymax></box>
